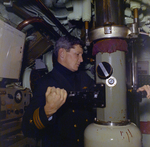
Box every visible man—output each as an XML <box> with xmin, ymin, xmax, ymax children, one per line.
<box><xmin>22</xmin><ymin>35</ymin><xmax>95</xmax><ymax>147</ymax></box>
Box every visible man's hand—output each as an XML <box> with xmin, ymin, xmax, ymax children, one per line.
<box><xmin>137</xmin><ymin>85</ymin><xmax>150</xmax><ymax>99</ymax></box>
<box><xmin>44</xmin><ymin>87</ymin><xmax>67</xmax><ymax>118</ymax></box>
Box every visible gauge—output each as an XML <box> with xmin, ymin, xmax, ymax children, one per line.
<box><xmin>14</xmin><ymin>90</ymin><xmax>22</xmax><ymax>103</ymax></box>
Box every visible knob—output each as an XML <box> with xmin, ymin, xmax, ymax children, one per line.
<box><xmin>15</xmin><ymin>109</ymin><xmax>19</xmax><ymax>114</ymax></box>
<box><xmin>96</xmin><ymin>62</ymin><xmax>113</xmax><ymax>79</ymax></box>
<box><xmin>7</xmin><ymin>109</ymin><xmax>11</xmax><ymax>114</ymax></box>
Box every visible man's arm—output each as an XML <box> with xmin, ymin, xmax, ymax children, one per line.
<box><xmin>22</xmin><ymin>84</ymin><xmax>67</xmax><ymax>139</ymax></box>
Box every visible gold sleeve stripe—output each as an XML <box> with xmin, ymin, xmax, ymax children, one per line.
<box><xmin>33</xmin><ymin>108</ymin><xmax>45</xmax><ymax>129</ymax></box>
<box><xmin>34</xmin><ymin>110</ymin><xmax>41</xmax><ymax>129</ymax></box>
<box><xmin>33</xmin><ymin>108</ymin><xmax>42</xmax><ymax>129</ymax></box>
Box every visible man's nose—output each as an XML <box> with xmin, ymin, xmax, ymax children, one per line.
<box><xmin>80</xmin><ymin>55</ymin><xmax>83</xmax><ymax>62</ymax></box>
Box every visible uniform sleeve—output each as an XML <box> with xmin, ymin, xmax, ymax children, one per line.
<box><xmin>21</xmin><ymin>78</ymin><xmax>55</xmax><ymax>139</ymax></box>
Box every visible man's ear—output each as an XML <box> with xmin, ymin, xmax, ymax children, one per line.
<box><xmin>58</xmin><ymin>48</ymin><xmax>65</xmax><ymax>59</ymax></box>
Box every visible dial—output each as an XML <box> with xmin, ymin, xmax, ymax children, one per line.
<box><xmin>14</xmin><ymin>90</ymin><xmax>22</xmax><ymax>103</ymax></box>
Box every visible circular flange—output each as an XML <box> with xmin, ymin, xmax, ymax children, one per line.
<box><xmin>89</xmin><ymin>25</ymin><xmax>131</xmax><ymax>41</ymax></box>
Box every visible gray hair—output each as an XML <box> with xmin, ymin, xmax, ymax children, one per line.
<box><xmin>53</xmin><ymin>35</ymin><xmax>84</xmax><ymax>58</ymax></box>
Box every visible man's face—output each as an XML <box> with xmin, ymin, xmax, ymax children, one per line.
<box><xmin>63</xmin><ymin>44</ymin><xmax>83</xmax><ymax>72</ymax></box>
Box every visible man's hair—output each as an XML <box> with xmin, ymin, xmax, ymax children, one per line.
<box><xmin>53</xmin><ymin>35</ymin><xmax>84</xmax><ymax>58</ymax></box>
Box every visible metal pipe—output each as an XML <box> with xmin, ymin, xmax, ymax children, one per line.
<box><xmin>12</xmin><ymin>3</ymin><xmax>31</xmax><ymax>19</ymax></box>
<box><xmin>134</xmin><ymin>8</ymin><xmax>138</xmax><ymax>23</ymax></box>
<box><xmin>16</xmin><ymin>17</ymin><xmax>60</xmax><ymax>39</ymax></box>
<box><xmin>34</xmin><ymin>0</ymin><xmax>70</xmax><ymax>36</ymax></box>
<box><xmin>132</xmin><ymin>8</ymin><xmax>139</xmax><ymax>35</ymax></box>
<box><xmin>95</xmin><ymin>0</ymin><xmax>124</xmax><ymax>27</ymax></box>
<box><xmin>85</xmin><ymin>21</ymin><xmax>90</xmax><ymax>46</ymax></box>
<box><xmin>131</xmin><ymin>40</ymin><xmax>138</xmax><ymax>90</ymax></box>
<box><xmin>131</xmin><ymin>40</ymin><xmax>140</xmax><ymax>127</ymax></box>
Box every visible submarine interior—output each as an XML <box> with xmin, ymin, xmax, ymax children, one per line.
<box><xmin>0</xmin><ymin>0</ymin><xmax>150</xmax><ymax>146</ymax></box>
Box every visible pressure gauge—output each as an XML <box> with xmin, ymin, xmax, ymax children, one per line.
<box><xmin>14</xmin><ymin>90</ymin><xmax>22</xmax><ymax>103</ymax></box>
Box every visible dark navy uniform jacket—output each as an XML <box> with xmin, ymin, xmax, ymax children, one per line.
<box><xmin>22</xmin><ymin>62</ymin><xmax>95</xmax><ymax>147</ymax></box>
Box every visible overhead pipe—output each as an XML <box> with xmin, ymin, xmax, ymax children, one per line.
<box><xmin>11</xmin><ymin>3</ymin><xmax>60</xmax><ymax>39</ymax></box>
<box><xmin>34</xmin><ymin>0</ymin><xmax>70</xmax><ymax>36</ymax></box>
<box><xmin>12</xmin><ymin>3</ymin><xmax>31</xmax><ymax>19</ymax></box>
<box><xmin>16</xmin><ymin>17</ymin><xmax>60</xmax><ymax>39</ymax></box>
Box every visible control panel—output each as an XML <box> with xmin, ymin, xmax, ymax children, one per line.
<box><xmin>0</xmin><ymin>88</ymin><xmax>33</xmax><ymax>147</ymax></box>
<box><xmin>0</xmin><ymin>88</ymin><xmax>31</xmax><ymax>120</ymax></box>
